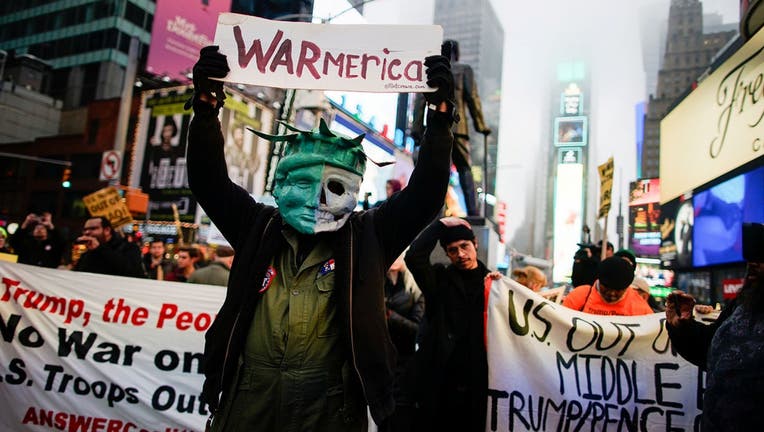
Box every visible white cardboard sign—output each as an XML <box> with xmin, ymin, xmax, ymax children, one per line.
<box><xmin>213</xmin><ymin>13</ymin><xmax>442</xmax><ymax>92</ymax></box>
<box><xmin>486</xmin><ymin>278</ymin><xmax>704</xmax><ymax>431</ymax></box>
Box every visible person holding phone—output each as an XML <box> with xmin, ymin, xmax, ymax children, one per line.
<box><xmin>8</xmin><ymin>211</ymin><xmax>65</xmax><ymax>268</ymax></box>
<box><xmin>665</xmin><ymin>222</ymin><xmax>764</xmax><ymax>431</ymax></box>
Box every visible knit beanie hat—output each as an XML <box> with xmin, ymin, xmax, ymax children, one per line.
<box><xmin>439</xmin><ymin>224</ymin><xmax>475</xmax><ymax>249</ymax></box>
<box><xmin>614</xmin><ymin>249</ymin><xmax>637</xmax><ymax>271</ymax></box>
<box><xmin>598</xmin><ymin>257</ymin><xmax>634</xmax><ymax>291</ymax></box>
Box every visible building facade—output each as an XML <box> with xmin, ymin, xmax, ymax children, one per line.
<box><xmin>0</xmin><ymin>0</ymin><xmax>154</xmax><ymax>109</ymax></box>
<box><xmin>641</xmin><ymin>0</ymin><xmax>736</xmax><ymax>179</ymax></box>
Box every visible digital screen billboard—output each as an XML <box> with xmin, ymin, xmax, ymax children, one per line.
<box><xmin>146</xmin><ymin>0</ymin><xmax>231</xmax><ymax>81</ymax></box>
<box><xmin>659</xmin><ymin>196</ymin><xmax>694</xmax><ymax>269</ymax></box>
<box><xmin>552</xmin><ymin>162</ymin><xmax>584</xmax><ymax>282</ymax></box>
<box><xmin>629</xmin><ymin>179</ymin><xmax>661</xmax><ymax>258</ymax></box>
<box><xmin>692</xmin><ymin>164</ymin><xmax>764</xmax><ymax>266</ymax></box>
<box><xmin>554</xmin><ymin>116</ymin><xmax>588</xmax><ymax>146</ymax></box>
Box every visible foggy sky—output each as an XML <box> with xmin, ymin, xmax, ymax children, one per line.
<box><xmin>489</xmin><ymin>0</ymin><xmax>739</xmax><ymax>256</ymax></box>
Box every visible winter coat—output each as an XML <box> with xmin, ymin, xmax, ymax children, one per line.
<box><xmin>186</xmin><ymin>101</ymin><xmax>453</xmax><ymax>424</ymax></box>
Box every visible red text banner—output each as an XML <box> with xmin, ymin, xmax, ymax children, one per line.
<box><xmin>0</xmin><ymin>262</ymin><xmax>225</xmax><ymax>431</ymax></box>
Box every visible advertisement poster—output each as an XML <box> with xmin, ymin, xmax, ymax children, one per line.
<box><xmin>220</xmin><ymin>94</ymin><xmax>273</xmax><ymax>196</ymax></box>
<box><xmin>138</xmin><ymin>90</ymin><xmax>197</xmax><ymax>223</ymax></box>
<box><xmin>659</xmin><ymin>197</ymin><xmax>694</xmax><ymax>269</ymax></box>
<box><xmin>0</xmin><ymin>262</ymin><xmax>224</xmax><ymax>431</ymax></box>
<box><xmin>629</xmin><ymin>179</ymin><xmax>661</xmax><ymax>258</ymax></box>
<box><xmin>146</xmin><ymin>0</ymin><xmax>232</xmax><ymax>82</ymax></box>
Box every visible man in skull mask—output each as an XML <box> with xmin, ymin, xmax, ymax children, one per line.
<box><xmin>185</xmin><ymin>44</ymin><xmax>455</xmax><ymax>431</ymax></box>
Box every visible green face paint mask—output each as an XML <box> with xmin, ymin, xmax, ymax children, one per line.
<box><xmin>252</xmin><ymin>119</ymin><xmax>369</xmax><ymax>235</ymax></box>
<box><xmin>274</xmin><ymin>164</ymin><xmax>362</xmax><ymax>234</ymax></box>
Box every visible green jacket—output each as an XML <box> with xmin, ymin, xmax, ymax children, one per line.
<box><xmin>188</xmin><ymin>261</ymin><xmax>230</xmax><ymax>286</ymax></box>
<box><xmin>187</xmin><ymin>100</ymin><xmax>453</xmax><ymax>424</ymax></box>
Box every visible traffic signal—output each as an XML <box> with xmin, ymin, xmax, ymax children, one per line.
<box><xmin>61</xmin><ymin>167</ymin><xmax>72</xmax><ymax>188</ymax></box>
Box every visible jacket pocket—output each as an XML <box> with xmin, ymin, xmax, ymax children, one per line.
<box><xmin>316</xmin><ymin>274</ymin><xmax>337</xmax><ymax>338</ymax></box>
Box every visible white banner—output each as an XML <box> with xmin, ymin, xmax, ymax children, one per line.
<box><xmin>0</xmin><ymin>262</ymin><xmax>224</xmax><ymax>431</ymax></box>
<box><xmin>487</xmin><ymin>278</ymin><xmax>703</xmax><ymax>432</ymax></box>
<box><xmin>214</xmin><ymin>13</ymin><xmax>442</xmax><ymax>92</ymax></box>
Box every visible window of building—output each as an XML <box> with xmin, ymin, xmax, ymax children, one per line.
<box><xmin>124</xmin><ymin>2</ymin><xmax>146</xmax><ymax>28</ymax></box>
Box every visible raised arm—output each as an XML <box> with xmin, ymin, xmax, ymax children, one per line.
<box><xmin>405</xmin><ymin>219</ymin><xmax>446</xmax><ymax>302</ymax></box>
<box><xmin>372</xmin><ymin>45</ymin><xmax>456</xmax><ymax>265</ymax></box>
<box><xmin>185</xmin><ymin>46</ymin><xmax>267</xmax><ymax>249</ymax></box>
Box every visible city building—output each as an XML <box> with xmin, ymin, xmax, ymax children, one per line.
<box><xmin>640</xmin><ymin>0</ymin><xmax>736</xmax><ymax>179</ymax></box>
<box><xmin>0</xmin><ymin>1</ymin><xmax>154</xmax><ymax>109</ymax></box>
<box><xmin>657</xmin><ymin>1</ymin><xmax>763</xmax><ymax>305</ymax></box>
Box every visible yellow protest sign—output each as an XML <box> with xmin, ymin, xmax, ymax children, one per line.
<box><xmin>82</xmin><ymin>187</ymin><xmax>133</xmax><ymax>228</ymax></box>
<box><xmin>597</xmin><ymin>157</ymin><xmax>614</xmax><ymax>219</ymax></box>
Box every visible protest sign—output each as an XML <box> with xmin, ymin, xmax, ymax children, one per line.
<box><xmin>0</xmin><ymin>262</ymin><xmax>224</xmax><ymax>431</ymax></box>
<box><xmin>213</xmin><ymin>13</ymin><xmax>442</xmax><ymax>92</ymax></box>
<box><xmin>486</xmin><ymin>278</ymin><xmax>703</xmax><ymax>432</ymax></box>
<box><xmin>82</xmin><ymin>187</ymin><xmax>133</xmax><ymax>229</ymax></box>
<box><xmin>598</xmin><ymin>157</ymin><xmax>614</xmax><ymax>219</ymax></box>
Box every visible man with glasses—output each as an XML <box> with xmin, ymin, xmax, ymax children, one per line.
<box><xmin>405</xmin><ymin>216</ymin><xmax>500</xmax><ymax>431</ymax></box>
<box><xmin>562</xmin><ymin>256</ymin><xmax>652</xmax><ymax>316</ymax></box>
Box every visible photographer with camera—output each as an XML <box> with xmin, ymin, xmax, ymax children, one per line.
<box><xmin>8</xmin><ymin>211</ymin><xmax>65</xmax><ymax>268</ymax></box>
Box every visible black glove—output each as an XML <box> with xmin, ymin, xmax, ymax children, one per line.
<box><xmin>185</xmin><ymin>45</ymin><xmax>230</xmax><ymax>111</ymax></box>
<box><xmin>423</xmin><ymin>41</ymin><xmax>455</xmax><ymax>110</ymax></box>
<box><xmin>481</xmin><ymin>128</ymin><xmax>492</xmax><ymax>136</ymax></box>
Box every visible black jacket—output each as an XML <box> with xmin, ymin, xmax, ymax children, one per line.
<box><xmin>9</xmin><ymin>226</ymin><xmax>65</xmax><ymax>268</ymax></box>
<box><xmin>186</xmin><ymin>102</ymin><xmax>452</xmax><ymax>424</ymax></box>
<box><xmin>405</xmin><ymin>220</ymin><xmax>490</xmax><ymax>431</ymax></box>
<box><xmin>73</xmin><ymin>235</ymin><xmax>146</xmax><ymax>278</ymax></box>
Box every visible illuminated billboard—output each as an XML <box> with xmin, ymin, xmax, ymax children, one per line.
<box><xmin>552</xmin><ymin>161</ymin><xmax>584</xmax><ymax>282</ymax></box>
<box><xmin>692</xmin><ymin>164</ymin><xmax>764</xmax><ymax>266</ymax></box>
<box><xmin>146</xmin><ymin>0</ymin><xmax>231</xmax><ymax>81</ymax></box>
<box><xmin>629</xmin><ymin>179</ymin><xmax>661</xmax><ymax>258</ymax></box>
<box><xmin>660</xmin><ymin>26</ymin><xmax>764</xmax><ymax>203</ymax></box>
<box><xmin>554</xmin><ymin>116</ymin><xmax>588</xmax><ymax>147</ymax></box>
<box><xmin>659</xmin><ymin>196</ymin><xmax>694</xmax><ymax>269</ymax></box>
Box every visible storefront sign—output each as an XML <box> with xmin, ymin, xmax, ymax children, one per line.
<box><xmin>661</xmin><ymin>26</ymin><xmax>764</xmax><ymax>203</ymax></box>
<box><xmin>214</xmin><ymin>14</ymin><xmax>441</xmax><ymax>92</ymax></box>
<box><xmin>723</xmin><ymin>278</ymin><xmax>745</xmax><ymax>299</ymax></box>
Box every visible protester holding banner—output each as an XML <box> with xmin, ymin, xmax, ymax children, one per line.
<box><xmin>666</xmin><ymin>222</ymin><xmax>764</xmax><ymax>431</ymax></box>
<box><xmin>562</xmin><ymin>256</ymin><xmax>653</xmax><ymax>316</ymax></box>
<box><xmin>185</xmin><ymin>44</ymin><xmax>454</xmax><ymax>431</ymax></box>
<box><xmin>73</xmin><ymin>216</ymin><xmax>147</xmax><ymax>278</ymax></box>
<box><xmin>9</xmin><ymin>211</ymin><xmax>66</xmax><ymax>268</ymax></box>
<box><xmin>405</xmin><ymin>216</ymin><xmax>501</xmax><ymax>432</ymax></box>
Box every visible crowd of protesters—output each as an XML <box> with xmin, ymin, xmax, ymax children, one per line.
<box><xmin>0</xmin><ymin>211</ymin><xmax>233</xmax><ymax>286</ymax></box>
<box><xmin>1</xmin><ymin>42</ymin><xmax>760</xmax><ymax>432</ymax></box>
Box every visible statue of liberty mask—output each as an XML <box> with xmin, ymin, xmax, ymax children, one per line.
<box><xmin>251</xmin><ymin>119</ymin><xmax>391</xmax><ymax>234</ymax></box>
